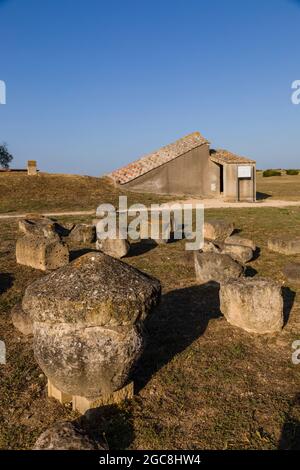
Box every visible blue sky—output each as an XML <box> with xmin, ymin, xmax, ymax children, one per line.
<box><xmin>0</xmin><ymin>0</ymin><xmax>299</xmax><ymax>175</ymax></box>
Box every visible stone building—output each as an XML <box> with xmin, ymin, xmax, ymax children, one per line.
<box><xmin>108</xmin><ymin>132</ymin><xmax>256</xmax><ymax>202</ymax></box>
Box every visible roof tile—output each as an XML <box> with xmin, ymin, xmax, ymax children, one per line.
<box><xmin>109</xmin><ymin>132</ymin><xmax>209</xmax><ymax>184</ymax></box>
<box><xmin>210</xmin><ymin>149</ymin><xmax>255</xmax><ymax>165</ymax></box>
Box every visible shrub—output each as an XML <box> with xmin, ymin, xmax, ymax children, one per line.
<box><xmin>0</xmin><ymin>143</ymin><xmax>13</xmax><ymax>169</ymax></box>
<box><xmin>263</xmin><ymin>169</ymin><xmax>281</xmax><ymax>177</ymax></box>
<box><xmin>286</xmin><ymin>169</ymin><xmax>299</xmax><ymax>175</ymax></box>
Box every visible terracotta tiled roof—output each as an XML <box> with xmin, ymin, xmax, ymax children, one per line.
<box><xmin>210</xmin><ymin>149</ymin><xmax>255</xmax><ymax>165</ymax></box>
<box><xmin>108</xmin><ymin>132</ymin><xmax>209</xmax><ymax>185</ymax></box>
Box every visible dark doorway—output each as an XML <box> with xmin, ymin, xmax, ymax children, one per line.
<box><xmin>220</xmin><ymin>164</ymin><xmax>224</xmax><ymax>193</ymax></box>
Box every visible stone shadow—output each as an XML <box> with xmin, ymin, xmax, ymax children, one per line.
<box><xmin>278</xmin><ymin>393</ymin><xmax>300</xmax><ymax>450</ymax></box>
<box><xmin>252</xmin><ymin>246</ymin><xmax>261</xmax><ymax>261</ymax></box>
<box><xmin>0</xmin><ymin>273</ymin><xmax>14</xmax><ymax>295</ymax></box>
<box><xmin>69</xmin><ymin>248</ymin><xmax>98</xmax><ymax>262</ymax></box>
<box><xmin>244</xmin><ymin>266</ymin><xmax>258</xmax><ymax>277</ymax></box>
<box><xmin>256</xmin><ymin>191</ymin><xmax>272</xmax><ymax>201</ymax></box>
<box><xmin>78</xmin><ymin>403</ymin><xmax>134</xmax><ymax>450</ymax></box>
<box><xmin>232</xmin><ymin>228</ymin><xmax>243</xmax><ymax>235</ymax></box>
<box><xmin>282</xmin><ymin>286</ymin><xmax>296</xmax><ymax>326</ymax></box>
<box><xmin>127</xmin><ymin>240</ymin><xmax>158</xmax><ymax>257</ymax></box>
<box><xmin>135</xmin><ymin>283</ymin><xmax>222</xmax><ymax>392</ymax></box>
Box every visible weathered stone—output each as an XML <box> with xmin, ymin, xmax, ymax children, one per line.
<box><xmin>96</xmin><ymin>237</ymin><xmax>130</xmax><ymax>258</ymax></box>
<box><xmin>11</xmin><ymin>302</ymin><xmax>33</xmax><ymax>335</ymax></box>
<box><xmin>22</xmin><ymin>252</ymin><xmax>161</xmax><ymax>398</ymax></box>
<box><xmin>72</xmin><ymin>381</ymin><xmax>134</xmax><ymax>414</ymax></box>
<box><xmin>68</xmin><ymin>224</ymin><xmax>96</xmax><ymax>243</ymax></box>
<box><xmin>19</xmin><ymin>216</ymin><xmax>70</xmax><ymax>239</ymax></box>
<box><xmin>220</xmin><ymin>243</ymin><xmax>253</xmax><ymax>264</ymax></box>
<box><xmin>19</xmin><ymin>218</ymin><xmax>60</xmax><ymax>241</ymax></box>
<box><xmin>194</xmin><ymin>252</ymin><xmax>244</xmax><ymax>284</ymax></box>
<box><xmin>204</xmin><ymin>220</ymin><xmax>235</xmax><ymax>241</ymax></box>
<box><xmin>33</xmin><ymin>421</ymin><xmax>105</xmax><ymax>450</ymax></box>
<box><xmin>139</xmin><ymin>220</ymin><xmax>171</xmax><ymax>244</ymax></box>
<box><xmin>220</xmin><ymin>278</ymin><xmax>284</xmax><ymax>334</ymax></box>
<box><xmin>224</xmin><ymin>235</ymin><xmax>256</xmax><ymax>251</ymax></box>
<box><xmin>201</xmin><ymin>239</ymin><xmax>221</xmax><ymax>253</ymax></box>
<box><xmin>48</xmin><ymin>380</ymin><xmax>72</xmax><ymax>404</ymax></box>
<box><xmin>16</xmin><ymin>235</ymin><xmax>69</xmax><ymax>271</ymax></box>
<box><xmin>282</xmin><ymin>263</ymin><xmax>300</xmax><ymax>284</ymax></box>
<box><xmin>268</xmin><ymin>237</ymin><xmax>300</xmax><ymax>255</ymax></box>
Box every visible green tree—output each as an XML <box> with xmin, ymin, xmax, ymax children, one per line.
<box><xmin>0</xmin><ymin>143</ymin><xmax>13</xmax><ymax>169</ymax></box>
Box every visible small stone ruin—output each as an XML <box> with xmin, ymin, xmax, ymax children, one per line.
<box><xmin>16</xmin><ymin>216</ymin><xmax>69</xmax><ymax>271</ymax></box>
<box><xmin>220</xmin><ymin>277</ymin><xmax>284</xmax><ymax>334</ymax></box>
<box><xmin>282</xmin><ymin>263</ymin><xmax>300</xmax><ymax>285</ymax></box>
<box><xmin>21</xmin><ymin>252</ymin><xmax>161</xmax><ymax>413</ymax></box>
<box><xmin>33</xmin><ymin>421</ymin><xmax>106</xmax><ymax>450</ymax></box>
<box><xmin>268</xmin><ymin>237</ymin><xmax>300</xmax><ymax>255</ymax></box>
<box><xmin>194</xmin><ymin>251</ymin><xmax>244</xmax><ymax>284</ymax></box>
<box><xmin>67</xmin><ymin>223</ymin><xmax>96</xmax><ymax>244</ymax></box>
<box><xmin>203</xmin><ymin>219</ymin><xmax>235</xmax><ymax>241</ymax></box>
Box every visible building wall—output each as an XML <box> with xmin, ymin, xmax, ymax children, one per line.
<box><xmin>123</xmin><ymin>144</ymin><xmax>217</xmax><ymax>197</ymax></box>
<box><xmin>223</xmin><ymin>163</ymin><xmax>256</xmax><ymax>202</ymax></box>
<box><xmin>121</xmin><ymin>146</ymin><xmax>256</xmax><ymax>201</ymax></box>
<box><xmin>223</xmin><ymin>164</ymin><xmax>238</xmax><ymax>200</ymax></box>
<box><xmin>207</xmin><ymin>160</ymin><xmax>221</xmax><ymax>196</ymax></box>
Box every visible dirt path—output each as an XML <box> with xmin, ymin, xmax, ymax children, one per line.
<box><xmin>0</xmin><ymin>210</ymin><xmax>95</xmax><ymax>220</ymax></box>
<box><xmin>0</xmin><ymin>199</ymin><xmax>299</xmax><ymax>220</ymax></box>
<box><xmin>167</xmin><ymin>198</ymin><xmax>300</xmax><ymax>209</ymax></box>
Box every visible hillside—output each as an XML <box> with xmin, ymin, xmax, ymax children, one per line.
<box><xmin>0</xmin><ymin>173</ymin><xmax>172</xmax><ymax>214</ymax></box>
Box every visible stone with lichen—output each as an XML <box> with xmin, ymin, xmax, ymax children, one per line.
<box><xmin>22</xmin><ymin>252</ymin><xmax>161</xmax><ymax>398</ymax></box>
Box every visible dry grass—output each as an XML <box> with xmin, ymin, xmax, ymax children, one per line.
<box><xmin>0</xmin><ymin>207</ymin><xmax>300</xmax><ymax>449</ymax></box>
<box><xmin>256</xmin><ymin>171</ymin><xmax>300</xmax><ymax>201</ymax></box>
<box><xmin>1</xmin><ymin>172</ymin><xmax>300</xmax><ymax>217</ymax></box>
<box><xmin>0</xmin><ymin>173</ymin><xmax>172</xmax><ymax>214</ymax></box>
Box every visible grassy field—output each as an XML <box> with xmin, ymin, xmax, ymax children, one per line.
<box><xmin>256</xmin><ymin>171</ymin><xmax>300</xmax><ymax>201</ymax></box>
<box><xmin>0</xmin><ymin>171</ymin><xmax>300</xmax><ymax>216</ymax></box>
<box><xmin>0</xmin><ymin>173</ymin><xmax>173</xmax><ymax>214</ymax></box>
<box><xmin>0</xmin><ymin>207</ymin><xmax>300</xmax><ymax>449</ymax></box>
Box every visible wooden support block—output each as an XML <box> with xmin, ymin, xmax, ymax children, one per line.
<box><xmin>72</xmin><ymin>382</ymin><xmax>134</xmax><ymax>415</ymax></box>
<box><xmin>47</xmin><ymin>380</ymin><xmax>72</xmax><ymax>404</ymax></box>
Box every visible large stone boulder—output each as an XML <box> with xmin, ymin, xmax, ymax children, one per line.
<box><xmin>67</xmin><ymin>224</ymin><xmax>96</xmax><ymax>244</ymax></box>
<box><xmin>224</xmin><ymin>235</ymin><xmax>256</xmax><ymax>251</ymax></box>
<box><xmin>33</xmin><ymin>421</ymin><xmax>106</xmax><ymax>450</ymax></box>
<box><xmin>220</xmin><ymin>278</ymin><xmax>284</xmax><ymax>334</ymax></box>
<box><xmin>220</xmin><ymin>243</ymin><xmax>253</xmax><ymax>264</ymax></box>
<box><xmin>194</xmin><ymin>252</ymin><xmax>244</xmax><ymax>284</ymax></box>
<box><xmin>268</xmin><ymin>237</ymin><xmax>300</xmax><ymax>255</ymax></box>
<box><xmin>16</xmin><ymin>235</ymin><xmax>69</xmax><ymax>271</ymax></box>
<box><xmin>11</xmin><ymin>303</ymin><xmax>33</xmax><ymax>335</ymax></box>
<box><xmin>204</xmin><ymin>220</ymin><xmax>235</xmax><ymax>241</ymax></box>
<box><xmin>22</xmin><ymin>252</ymin><xmax>161</xmax><ymax>398</ymax></box>
<box><xmin>282</xmin><ymin>263</ymin><xmax>300</xmax><ymax>285</ymax></box>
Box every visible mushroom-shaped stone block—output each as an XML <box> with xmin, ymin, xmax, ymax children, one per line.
<box><xmin>22</xmin><ymin>252</ymin><xmax>161</xmax><ymax>398</ymax></box>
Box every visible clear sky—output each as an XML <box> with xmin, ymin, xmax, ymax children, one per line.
<box><xmin>0</xmin><ymin>0</ymin><xmax>299</xmax><ymax>175</ymax></box>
